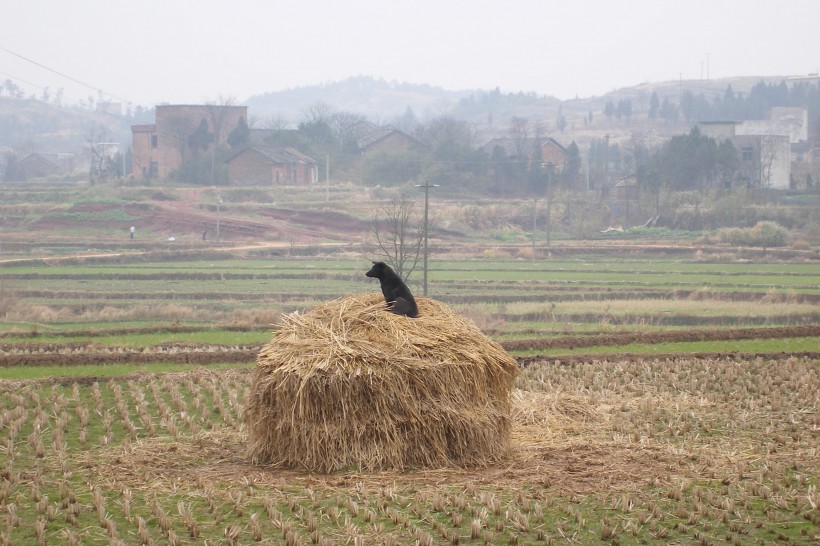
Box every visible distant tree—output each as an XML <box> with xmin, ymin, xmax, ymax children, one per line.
<box><xmin>188</xmin><ymin>118</ymin><xmax>214</xmax><ymax>158</ymax></box>
<box><xmin>636</xmin><ymin>155</ymin><xmax>665</xmax><ymax>217</ymax></box>
<box><xmin>680</xmin><ymin>90</ymin><xmax>695</xmax><ymax>121</ymax></box>
<box><xmin>587</xmin><ymin>109</ymin><xmax>593</xmax><ymax>126</ymax></box>
<box><xmin>329</xmin><ymin>111</ymin><xmax>367</xmax><ymax>152</ymax></box>
<box><xmin>648</xmin><ymin>92</ymin><xmax>659</xmax><ymax>120</ymax></box>
<box><xmin>417</xmin><ymin>115</ymin><xmax>476</xmax><ymax>159</ymax></box>
<box><xmin>759</xmin><ymin>136</ymin><xmax>780</xmax><ymax>189</ymax></box>
<box><xmin>660</xmin><ymin>97</ymin><xmax>679</xmax><ymax>124</ymax></box>
<box><xmin>298</xmin><ymin>102</ymin><xmax>335</xmax><ymax>147</ymax></box>
<box><xmin>509</xmin><ymin>117</ymin><xmax>530</xmax><ymax>156</ymax></box>
<box><xmin>255</xmin><ymin>114</ymin><xmax>290</xmax><ymax>130</ymax></box>
<box><xmin>617</xmin><ymin>99</ymin><xmax>633</xmax><ymax>122</ymax></box>
<box><xmin>227</xmin><ymin>116</ymin><xmax>250</xmax><ymax>149</ymax></box>
<box><xmin>489</xmin><ymin>144</ymin><xmax>515</xmax><ymax>194</ymax></box>
<box><xmin>655</xmin><ymin>126</ymin><xmax>718</xmax><ymax>191</ymax></box>
<box><xmin>528</xmin><ymin>141</ymin><xmax>546</xmax><ymax>194</ymax></box>
<box><xmin>3</xmin><ymin>79</ymin><xmax>23</xmax><ymax>98</ymax></box>
<box><xmin>205</xmin><ymin>96</ymin><xmax>238</xmax><ymax>145</ymax></box>
<box><xmin>562</xmin><ymin>140</ymin><xmax>582</xmax><ymax>189</ymax></box>
<box><xmin>556</xmin><ymin>113</ymin><xmax>567</xmax><ymax>133</ymax></box>
<box><xmin>395</xmin><ymin>106</ymin><xmax>418</xmax><ymax>132</ymax></box>
<box><xmin>369</xmin><ymin>197</ymin><xmax>424</xmax><ymax>282</ymax></box>
<box><xmin>715</xmin><ymin>139</ymin><xmax>739</xmax><ymax>186</ymax></box>
<box><xmin>2</xmin><ymin>152</ymin><xmax>23</xmax><ymax>182</ymax></box>
<box><xmin>86</xmin><ymin>128</ymin><xmax>114</xmax><ymax>181</ymax></box>
<box><xmin>604</xmin><ymin>100</ymin><xmax>615</xmax><ymax>121</ymax></box>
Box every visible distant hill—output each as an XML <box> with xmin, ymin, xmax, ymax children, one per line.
<box><xmin>245</xmin><ymin>76</ymin><xmax>478</xmax><ymax>125</ymax></box>
<box><xmin>245</xmin><ymin>75</ymin><xmax>803</xmax><ymax>144</ymax></box>
<box><xmin>0</xmin><ymin>97</ymin><xmax>135</xmax><ymax>154</ymax></box>
<box><xmin>1</xmin><ymin>74</ymin><xmax>808</xmax><ymax>161</ymax></box>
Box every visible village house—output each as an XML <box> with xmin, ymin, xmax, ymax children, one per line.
<box><xmin>481</xmin><ymin>137</ymin><xmax>568</xmax><ymax>171</ymax></box>
<box><xmin>131</xmin><ymin>104</ymin><xmax>248</xmax><ymax>180</ymax></box>
<box><xmin>3</xmin><ymin>152</ymin><xmax>76</xmax><ymax>181</ymax></box>
<box><xmin>357</xmin><ymin>127</ymin><xmax>419</xmax><ymax>158</ymax></box>
<box><xmin>226</xmin><ymin>147</ymin><xmax>318</xmax><ymax>185</ymax></box>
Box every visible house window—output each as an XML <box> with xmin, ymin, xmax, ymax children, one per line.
<box><xmin>742</xmin><ymin>147</ymin><xmax>753</xmax><ymax>161</ymax></box>
<box><xmin>149</xmin><ymin>161</ymin><xmax>159</xmax><ymax>178</ymax></box>
<box><xmin>151</xmin><ymin>135</ymin><xmax>158</xmax><ymax>148</ymax></box>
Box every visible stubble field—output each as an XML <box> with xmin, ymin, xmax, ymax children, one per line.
<box><xmin>1</xmin><ymin>213</ymin><xmax>819</xmax><ymax>544</ymax></box>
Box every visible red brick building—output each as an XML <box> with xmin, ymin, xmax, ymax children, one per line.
<box><xmin>481</xmin><ymin>137</ymin><xmax>568</xmax><ymax>171</ymax></box>
<box><xmin>131</xmin><ymin>104</ymin><xmax>248</xmax><ymax>180</ymax></box>
<box><xmin>357</xmin><ymin>128</ymin><xmax>419</xmax><ymax>158</ymax></box>
<box><xmin>226</xmin><ymin>147</ymin><xmax>317</xmax><ymax>185</ymax></box>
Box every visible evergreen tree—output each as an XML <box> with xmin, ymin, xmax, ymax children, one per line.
<box><xmin>648</xmin><ymin>92</ymin><xmax>659</xmax><ymax>120</ymax></box>
<box><xmin>604</xmin><ymin>100</ymin><xmax>615</xmax><ymax>121</ymax></box>
<box><xmin>227</xmin><ymin>117</ymin><xmax>250</xmax><ymax>149</ymax></box>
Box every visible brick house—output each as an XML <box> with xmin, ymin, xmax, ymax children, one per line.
<box><xmin>17</xmin><ymin>153</ymin><xmax>63</xmax><ymax>178</ymax></box>
<box><xmin>226</xmin><ymin>147</ymin><xmax>317</xmax><ymax>185</ymax></box>
<box><xmin>357</xmin><ymin>127</ymin><xmax>419</xmax><ymax>157</ymax></box>
<box><xmin>131</xmin><ymin>104</ymin><xmax>248</xmax><ymax>180</ymax></box>
<box><xmin>481</xmin><ymin>137</ymin><xmax>568</xmax><ymax>171</ymax></box>
<box><xmin>4</xmin><ymin>153</ymin><xmax>75</xmax><ymax>181</ymax></box>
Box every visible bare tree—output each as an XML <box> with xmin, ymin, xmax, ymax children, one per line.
<box><xmin>163</xmin><ymin>112</ymin><xmax>199</xmax><ymax>166</ymax></box>
<box><xmin>509</xmin><ymin>117</ymin><xmax>530</xmax><ymax>157</ymax></box>
<box><xmin>759</xmin><ymin>136</ymin><xmax>780</xmax><ymax>189</ymax></box>
<box><xmin>205</xmin><ymin>95</ymin><xmax>237</xmax><ymax>144</ymax></box>
<box><xmin>301</xmin><ymin>102</ymin><xmax>333</xmax><ymax>126</ymax></box>
<box><xmin>369</xmin><ymin>197</ymin><xmax>424</xmax><ymax>281</ymax></box>
<box><xmin>86</xmin><ymin>128</ymin><xmax>112</xmax><ymax>181</ymax></box>
<box><xmin>253</xmin><ymin>114</ymin><xmax>290</xmax><ymax>130</ymax></box>
<box><xmin>329</xmin><ymin>111</ymin><xmax>368</xmax><ymax>149</ymax></box>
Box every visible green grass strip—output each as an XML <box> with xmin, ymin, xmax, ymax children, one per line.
<box><xmin>511</xmin><ymin>336</ymin><xmax>820</xmax><ymax>356</ymax></box>
<box><xmin>0</xmin><ymin>361</ymin><xmax>254</xmax><ymax>381</ymax></box>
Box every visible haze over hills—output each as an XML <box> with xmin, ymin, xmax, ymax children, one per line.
<box><xmin>0</xmin><ymin>73</ymin><xmax>807</xmax><ymax>157</ymax></box>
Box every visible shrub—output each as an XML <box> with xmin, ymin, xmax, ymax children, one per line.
<box><xmin>717</xmin><ymin>221</ymin><xmax>789</xmax><ymax>247</ymax></box>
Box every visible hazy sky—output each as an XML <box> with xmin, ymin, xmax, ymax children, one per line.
<box><xmin>3</xmin><ymin>0</ymin><xmax>818</xmax><ymax>109</ymax></box>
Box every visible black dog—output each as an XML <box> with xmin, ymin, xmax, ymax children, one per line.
<box><xmin>365</xmin><ymin>261</ymin><xmax>418</xmax><ymax>318</ymax></box>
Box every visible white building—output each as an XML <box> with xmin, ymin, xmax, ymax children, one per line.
<box><xmin>698</xmin><ymin>108</ymin><xmax>806</xmax><ymax>189</ymax></box>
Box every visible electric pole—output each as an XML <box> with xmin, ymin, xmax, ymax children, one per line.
<box><xmin>415</xmin><ymin>181</ymin><xmax>439</xmax><ymax>296</ymax></box>
<box><xmin>216</xmin><ymin>190</ymin><xmax>222</xmax><ymax>243</ymax></box>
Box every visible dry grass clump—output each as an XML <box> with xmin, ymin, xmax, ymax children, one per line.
<box><xmin>245</xmin><ymin>293</ymin><xmax>519</xmax><ymax>472</ymax></box>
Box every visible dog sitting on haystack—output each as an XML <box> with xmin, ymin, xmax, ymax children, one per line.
<box><xmin>365</xmin><ymin>261</ymin><xmax>418</xmax><ymax>318</ymax></box>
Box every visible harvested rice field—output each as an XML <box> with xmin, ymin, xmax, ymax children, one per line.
<box><xmin>1</xmin><ymin>249</ymin><xmax>819</xmax><ymax>544</ymax></box>
<box><xmin>0</xmin><ymin>356</ymin><xmax>817</xmax><ymax>545</ymax></box>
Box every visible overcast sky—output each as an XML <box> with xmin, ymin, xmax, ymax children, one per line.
<box><xmin>2</xmin><ymin>0</ymin><xmax>818</xmax><ymax>109</ymax></box>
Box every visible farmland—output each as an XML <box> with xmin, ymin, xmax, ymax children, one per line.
<box><xmin>1</xmin><ymin>183</ymin><xmax>819</xmax><ymax>544</ymax></box>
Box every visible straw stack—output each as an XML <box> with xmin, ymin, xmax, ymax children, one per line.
<box><xmin>245</xmin><ymin>293</ymin><xmax>519</xmax><ymax>472</ymax></box>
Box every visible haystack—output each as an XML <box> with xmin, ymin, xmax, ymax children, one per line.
<box><xmin>245</xmin><ymin>293</ymin><xmax>519</xmax><ymax>472</ymax></box>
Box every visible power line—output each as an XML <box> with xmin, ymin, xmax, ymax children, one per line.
<box><xmin>0</xmin><ymin>43</ymin><xmax>132</xmax><ymax>106</ymax></box>
<box><xmin>0</xmin><ymin>68</ymin><xmax>138</xmax><ymax>126</ymax></box>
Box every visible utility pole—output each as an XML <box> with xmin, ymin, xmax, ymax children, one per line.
<box><xmin>216</xmin><ymin>190</ymin><xmax>222</xmax><ymax>243</ymax></box>
<box><xmin>531</xmin><ymin>198</ymin><xmax>537</xmax><ymax>259</ymax></box>
<box><xmin>706</xmin><ymin>52</ymin><xmax>711</xmax><ymax>80</ymax></box>
<box><xmin>414</xmin><ymin>181</ymin><xmax>439</xmax><ymax>296</ymax></box>
<box><xmin>541</xmin><ymin>162</ymin><xmax>554</xmax><ymax>246</ymax></box>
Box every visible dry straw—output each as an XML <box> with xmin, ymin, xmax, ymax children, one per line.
<box><xmin>245</xmin><ymin>293</ymin><xmax>519</xmax><ymax>472</ymax></box>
